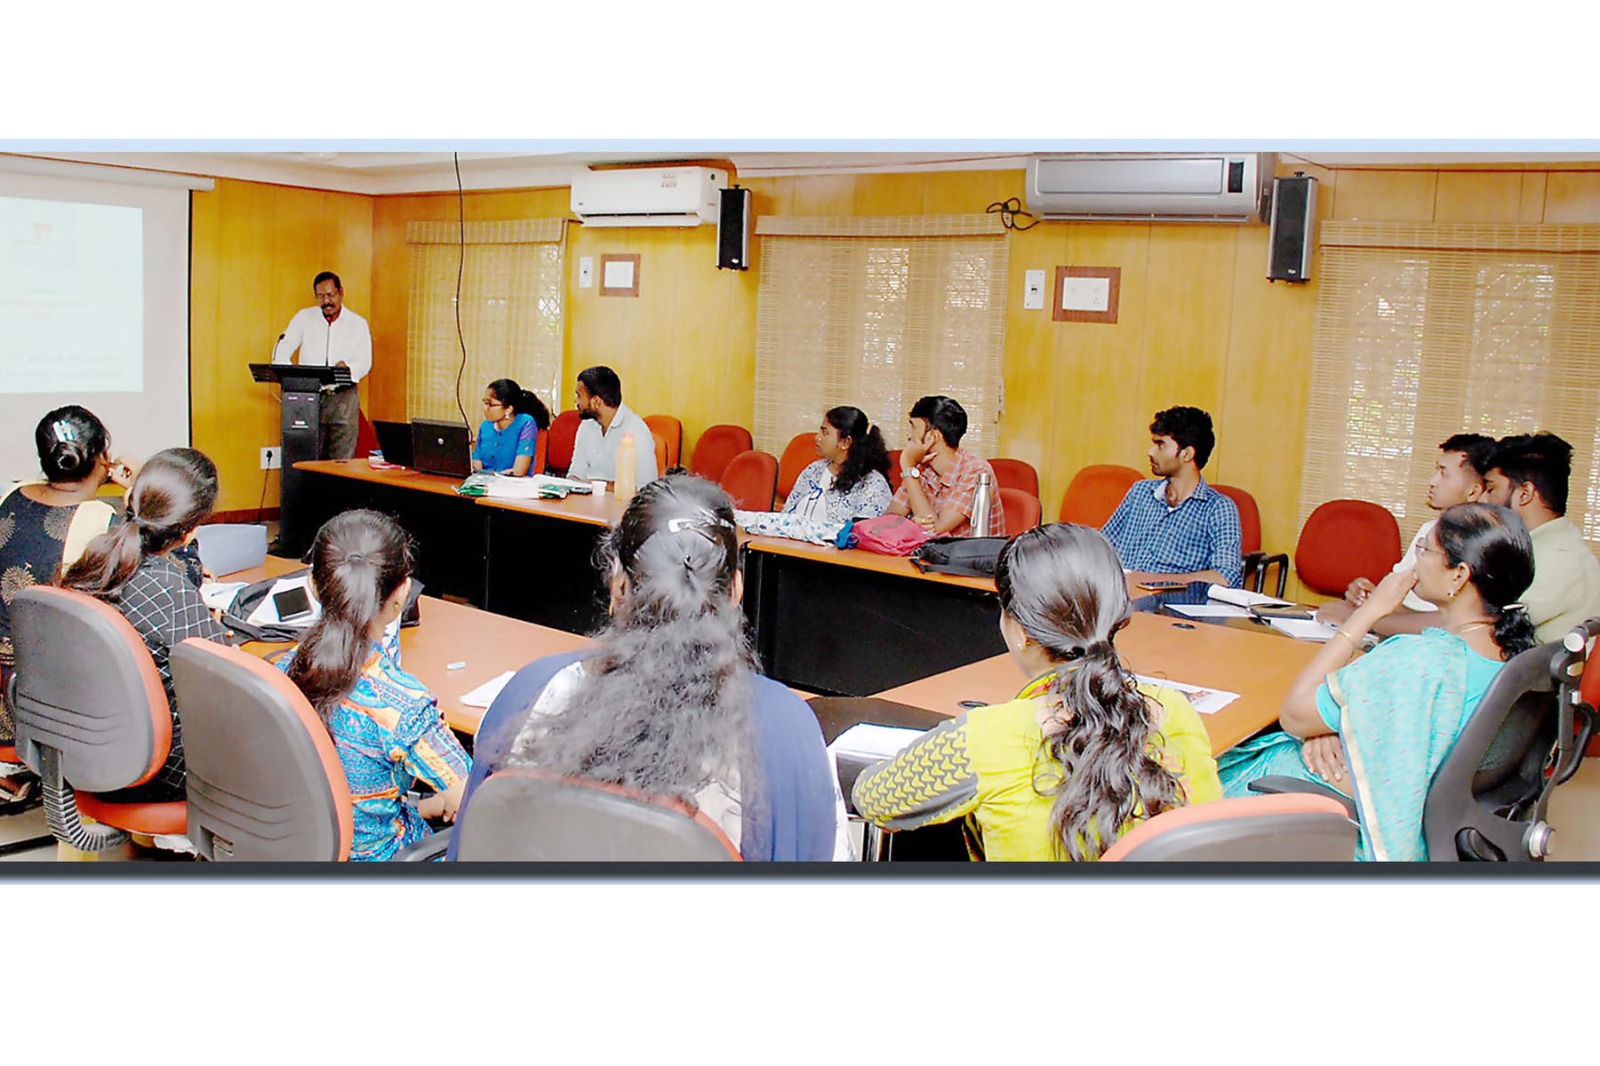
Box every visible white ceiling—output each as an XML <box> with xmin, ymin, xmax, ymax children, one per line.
<box><xmin>12</xmin><ymin>149</ymin><xmax>1600</xmax><ymax>196</ymax></box>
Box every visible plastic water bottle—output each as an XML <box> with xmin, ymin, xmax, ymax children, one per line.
<box><xmin>970</xmin><ymin>470</ymin><xmax>994</xmax><ymax>537</ymax></box>
<box><xmin>614</xmin><ymin>433</ymin><xmax>638</xmax><ymax>504</ymax></box>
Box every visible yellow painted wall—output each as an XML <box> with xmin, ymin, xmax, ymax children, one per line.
<box><xmin>192</xmin><ymin>161</ymin><xmax>1600</xmax><ymax>578</ymax></box>
<box><xmin>190</xmin><ymin>178</ymin><xmax>372</xmax><ymax>514</ymax></box>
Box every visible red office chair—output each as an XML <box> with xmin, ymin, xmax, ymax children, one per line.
<box><xmin>1101</xmin><ymin>793</ymin><xmax>1357</xmax><ymax>861</ymax></box>
<box><xmin>1293</xmin><ymin>499</ymin><xmax>1402</xmax><ymax>598</ymax></box>
<box><xmin>777</xmin><ymin>432</ymin><xmax>817</xmax><ymax>502</ymax></box>
<box><xmin>532</xmin><ymin>427</ymin><xmax>549</xmax><ymax>474</ymax></box>
<box><xmin>1059</xmin><ymin>464</ymin><xmax>1142</xmax><ymax>527</ymax></box>
<box><xmin>453</xmin><ymin>768</ymin><xmax>741</xmax><ymax>861</ymax></box>
<box><xmin>355</xmin><ymin>409</ymin><xmax>381</xmax><ymax>459</ymax></box>
<box><xmin>1572</xmin><ymin>619</ymin><xmax>1600</xmax><ymax>758</ymax></box>
<box><xmin>544</xmin><ymin>410</ymin><xmax>582</xmax><ymax>477</ymax></box>
<box><xmin>989</xmin><ymin>458</ymin><xmax>1040</xmax><ymax>497</ymax></box>
<box><xmin>644</xmin><ymin>415</ymin><xmax>683</xmax><ymax>469</ymax></box>
<box><xmin>6</xmin><ymin>586</ymin><xmax>187</xmax><ymax>853</ymax></box>
<box><xmin>1214</xmin><ymin>483</ymin><xmax>1288</xmax><ymax>597</ymax></box>
<box><xmin>886</xmin><ymin>450</ymin><xmax>904</xmax><ymax>493</ymax></box>
<box><xmin>720</xmin><ymin>450</ymin><xmax>779</xmax><ymax>511</ymax></box>
<box><xmin>689</xmin><ymin>424</ymin><xmax>753</xmax><ymax>483</ymax></box>
<box><xmin>999</xmin><ymin>487</ymin><xmax>1041</xmax><ymax>533</ymax></box>
<box><xmin>651</xmin><ymin>430</ymin><xmax>669</xmax><ymax>478</ymax></box>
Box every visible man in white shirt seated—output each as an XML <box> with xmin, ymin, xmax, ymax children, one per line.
<box><xmin>566</xmin><ymin>365</ymin><xmax>659</xmax><ymax>490</ymax></box>
<box><xmin>1318</xmin><ymin>432</ymin><xmax>1495</xmax><ymax>635</ymax></box>
<box><xmin>271</xmin><ymin>271</ymin><xmax>372</xmax><ymax>460</ymax></box>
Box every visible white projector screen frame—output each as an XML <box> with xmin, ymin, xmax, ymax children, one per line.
<box><xmin>0</xmin><ymin>158</ymin><xmax>200</xmax><ymax>484</ymax></box>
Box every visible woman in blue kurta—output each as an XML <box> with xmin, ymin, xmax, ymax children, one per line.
<box><xmin>471</xmin><ymin>378</ymin><xmax>551</xmax><ymax>477</ymax></box>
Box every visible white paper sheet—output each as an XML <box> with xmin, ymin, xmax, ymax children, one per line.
<box><xmin>199</xmin><ymin>581</ymin><xmax>248</xmax><ymax>612</ymax></box>
<box><xmin>245</xmin><ymin>575</ymin><xmax>322</xmax><ymax>627</ymax></box>
<box><xmin>1267</xmin><ymin>618</ymin><xmax>1341</xmax><ymax>642</ymax></box>
<box><xmin>827</xmin><ymin>722</ymin><xmax>926</xmax><ymax>761</ymax></box>
<box><xmin>461</xmin><ymin>670</ymin><xmax>516</xmax><ymax>709</ymax></box>
<box><xmin>1132</xmin><ymin>674</ymin><xmax>1242</xmax><ymax>716</ymax></box>
<box><xmin>1166</xmin><ymin>603</ymin><xmax>1250</xmax><ymax>619</ymax></box>
<box><xmin>1207</xmin><ymin>584</ymin><xmax>1292</xmax><ymax>609</ymax></box>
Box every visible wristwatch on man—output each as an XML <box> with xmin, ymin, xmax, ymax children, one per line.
<box><xmin>904</xmin><ymin>466</ymin><xmax>921</xmax><ymax>481</ymax></box>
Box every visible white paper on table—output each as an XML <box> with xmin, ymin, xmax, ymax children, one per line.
<box><xmin>1132</xmin><ymin>674</ymin><xmax>1242</xmax><ymax>716</ymax></box>
<box><xmin>827</xmin><ymin>722</ymin><xmax>926</xmax><ymax>762</ymax></box>
<box><xmin>200</xmin><ymin>581</ymin><xmax>249</xmax><ymax>612</ymax></box>
<box><xmin>1207</xmin><ymin>584</ymin><xmax>1292</xmax><ymax>609</ymax></box>
<box><xmin>245</xmin><ymin>575</ymin><xmax>322</xmax><ymax>627</ymax></box>
<box><xmin>1166</xmin><ymin>603</ymin><xmax>1250</xmax><ymax>620</ymax></box>
<box><xmin>1267</xmin><ymin>618</ymin><xmax>1341</xmax><ymax>642</ymax></box>
<box><xmin>461</xmin><ymin>670</ymin><xmax>516</xmax><ymax>708</ymax></box>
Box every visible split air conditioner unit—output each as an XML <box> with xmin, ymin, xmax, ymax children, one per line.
<box><xmin>1024</xmin><ymin>153</ymin><xmax>1276</xmax><ymax>222</ymax></box>
<box><xmin>569</xmin><ymin>166</ymin><xmax>729</xmax><ymax>227</ymax></box>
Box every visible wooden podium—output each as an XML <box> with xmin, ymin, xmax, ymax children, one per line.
<box><xmin>250</xmin><ymin>362</ymin><xmax>352</xmax><ymax>555</ymax></box>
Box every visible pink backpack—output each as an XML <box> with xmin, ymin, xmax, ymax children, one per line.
<box><xmin>847</xmin><ymin>514</ymin><xmax>931</xmax><ymax>556</ymax></box>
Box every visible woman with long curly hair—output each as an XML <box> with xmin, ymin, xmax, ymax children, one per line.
<box><xmin>853</xmin><ymin>522</ymin><xmax>1221</xmax><ymax>860</ymax></box>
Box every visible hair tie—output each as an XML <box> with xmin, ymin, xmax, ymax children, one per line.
<box><xmin>346</xmin><ymin>552</ymin><xmax>366</xmax><ymax>563</ymax></box>
<box><xmin>52</xmin><ymin>420</ymin><xmax>78</xmax><ymax>444</ymax></box>
<box><xmin>1502</xmin><ymin>602</ymin><xmax>1525</xmax><ymax>614</ymax></box>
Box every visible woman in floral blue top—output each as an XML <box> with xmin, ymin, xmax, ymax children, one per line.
<box><xmin>781</xmin><ymin>406</ymin><xmax>893</xmax><ymax>524</ymax></box>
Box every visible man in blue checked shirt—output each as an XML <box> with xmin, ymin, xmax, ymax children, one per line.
<box><xmin>1101</xmin><ymin>406</ymin><xmax>1243</xmax><ymax>588</ymax></box>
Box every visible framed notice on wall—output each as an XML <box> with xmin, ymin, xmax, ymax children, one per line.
<box><xmin>1053</xmin><ymin>266</ymin><xmax>1121</xmax><ymax>324</ymax></box>
<box><xmin>600</xmin><ymin>254</ymin><xmax>641</xmax><ymax>297</ymax></box>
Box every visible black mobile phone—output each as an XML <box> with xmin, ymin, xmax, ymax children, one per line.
<box><xmin>1249</xmin><ymin>603</ymin><xmax>1314</xmax><ymax>622</ymax></box>
<box><xmin>272</xmin><ymin>586</ymin><xmax>314</xmax><ymax>623</ymax></box>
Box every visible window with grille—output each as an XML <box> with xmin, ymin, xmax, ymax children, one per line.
<box><xmin>405</xmin><ymin>219</ymin><xmax>565</xmax><ymax>424</ymax></box>
<box><xmin>1302</xmin><ymin>222</ymin><xmax>1600</xmax><ymax>557</ymax></box>
<box><xmin>752</xmin><ymin>214</ymin><xmax>1008</xmax><ymax>458</ymax></box>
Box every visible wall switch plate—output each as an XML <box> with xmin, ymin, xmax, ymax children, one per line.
<box><xmin>1023</xmin><ymin>269</ymin><xmax>1046</xmax><ymax>310</ymax></box>
<box><xmin>260</xmin><ymin>447</ymin><xmax>281</xmax><ymax>470</ymax></box>
<box><xmin>578</xmin><ymin>256</ymin><xmax>594</xmax><ymax>288</ymax></box>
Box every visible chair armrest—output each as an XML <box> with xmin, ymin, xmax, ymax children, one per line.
<box><xmin>393</xmin><ymin>827</ymin><xmax>453</xmax><ymax>862</ymax></box>
<box><xmin>1259</xmin><ymin>553</ymin><xmax>1291</xmax><ymax>599</ymax></box>
<box><xmin>1241</xmin><ymin>551</ymin><xmax>1268</xmax><ymax>594</ymax></box>
<box><xmin>1247</xmin><ymin>776</ymin><xmax>1357</xmax><ymax>818</ymax></box>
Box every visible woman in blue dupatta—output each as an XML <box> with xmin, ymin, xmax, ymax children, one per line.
<box><xmin>1217</xmin><ymin>502</ymin><xmax>1536</xmax><ymax>860</ymax></box>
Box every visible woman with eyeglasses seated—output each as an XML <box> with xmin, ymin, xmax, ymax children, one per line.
<box><xmin>1217</xmin><ymin>502</ymin><xmax>1536</xmax><ymax>860</ymax></box>
<box><xmin>853</xmin><ymin>523</ymin><xmax>1221</xmax><ymax>861</ymax></box>
<box><xmin>781</xmin><ymin>405</ymin><xmax>894</xmax><ymax>523</ymax></box>
<box><xmin>471</xmin><ymin>378</ymin><xmax>552</xmax><ymax>477</ymax></box>
<box><xmin>454</xmin><ymin>474</ymin><xmax>845</xmax><ymax>860</ymax></box>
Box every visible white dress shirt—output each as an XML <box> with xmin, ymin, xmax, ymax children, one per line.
<box><xmin>567</xmin><ymin>402</ymin><xmax>660</xmax><ymax>488</ymax></box>
<box><xmin>1392</xmin><ymin>518</ymin><xmax>1438</xmax><ymax>613</ymax></box>
<box><xmin>271</xmin><ymin>306</ymin><xmax>372</xmax><ymax>384</ymax></box>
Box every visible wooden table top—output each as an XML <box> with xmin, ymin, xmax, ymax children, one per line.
<box><xmin>874</xmin><ymin>610</ymin><xmax>1320</xmax><ymax>755</ymax></box>
<box><xmin>292</xmin><ymin>458</ymin><xmax>469</xmax><ymax>499</ymax></box>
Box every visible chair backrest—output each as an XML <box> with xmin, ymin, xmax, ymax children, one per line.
<box><xmin>644</xmin><ymin>415</ymin><xmax>682</xmax><ymax>469</ymax></box>
<box><xmin>1101</xmin><ymin>793</ymin><xmax>1357</xmax><ymax>861</ymax></box>
<box><xmin>886</xmin><ymin>450</ymin><xmax>903</xmax><ymax>493</ymax></box>
<box><xmin>544</xmin><ymin>409</ymin><xmax>582</xmax><ymax>476</ymax></box>
<box><xmin>777</xmin><ymin>432</ymin><xmax>816</xmax><ymax>501</ymax></box>
<box><xmin>1422</xmin><ymin>639</ymin><xmax>1573</xmax><ymax>861</ymax></box>
<box><xmin>688</xmin><ymin>424</ymin><xmax>753</xmax><ymax>482</ymax></box>
<box><xmin>651</xmin><ymin>430</ymin><xmax>669</xmax><ymax>477</ymax></box>
<box><xmin>356</xmin><ymin>409</ymin><xmax>381</xmax><ymax>459</ymax></box>
<box><xmin>171</xmin><ymin>639</ymin><xmax>355</xmax><ymax>862</ymax></box>
<box><xmin>1059</xmin><ymin>464</ymin><xmax>1142</xmax><ymax>527</ymax></box>
<box><xmin>989</xmin><ymin>458</ymin><xmax>1040</xmax><ymax>497</ymax></box>
<box><xmin>999</xmin><ymin>487</ymin><xmax>1041</xmax><ymax>533</ymax></box>
<box><xmin>1293</xmin><ymin>499</ymin><xmax>1402</xmax><ymax>597</ymax></box>
<box><xmin>1213</xmin><ymin>483</ymin><xmax>1263</xmax><ymax>555</ymax></box>
<box><xmin>719</xmin><ymin>450</ymin><xmax>779</xmax><ymax>511</ymax></box>
<box><xmin>1579</xmin><ymin>626</ymin><xmax>1600</xmax><ymax>758</ymax></box>
<box><xmin>532</xmin><ymin>425</ymin><xmax>549</xmax><ymax>474</ymax></box>
<box><xmin>454</xmin><ymin>768</ymin><xmax>741</xmax><ymax>861</ymax></box>
<box><xmin>7</xmin><ymin>586</ymin><xmax>171</xmax><ymax>793</ymax></box>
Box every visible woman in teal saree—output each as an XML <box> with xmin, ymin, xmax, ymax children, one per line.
<box><xmin>1217</xmin><ymin>502</ymin><xmax>1537</xmax><ymax>860</ymax></box>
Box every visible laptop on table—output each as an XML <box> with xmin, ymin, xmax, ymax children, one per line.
<box><xmin>372</xmin><ymin>419</ymin><xmax>414</xmax><ymax>467</ymax></box>
<box><xmin>410</xmin><ymin>418</ymin><xmax>473</xmax><ymax>478</ymax></box>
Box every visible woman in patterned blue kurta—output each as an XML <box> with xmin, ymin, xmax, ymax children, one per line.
<box><xmin>779</xmin><ymin>406</ymin><xmax>893</xmax><ymax>524</ymax></box>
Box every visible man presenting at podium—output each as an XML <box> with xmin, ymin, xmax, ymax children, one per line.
<box><xmin>271</xmin><ymin>271</ymin><xmax>371</xmax><ymax>460</ymax></box>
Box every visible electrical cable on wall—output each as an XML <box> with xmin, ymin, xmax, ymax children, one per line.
<box><xmin>452</xmin><ymin>151</ymin><xmax>470</xmax><ymax>429</ymax></box>
<box><xmin>986</xmin><ymin>197</ymin><xmax>1040</xmax><ymax>231</ymax></box>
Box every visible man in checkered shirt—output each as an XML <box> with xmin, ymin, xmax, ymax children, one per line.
<box><xmin>1101</xmin><ymin>406</ymin><xmax>1242</xmax><ymax>588</ymax></box>
<box><xmin>887</xmin><ymin>395</ymin><xmax>1006</xmax><ymax>538</ymax></box>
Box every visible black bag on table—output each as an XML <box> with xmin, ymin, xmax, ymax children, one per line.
<box><xmin>221</xmin><ymin>568</ymin><xmax>424</xmax><ymax>645</ymax></box>
<box><xmin>908</xmin><ymin>536</ymin><xmax>1010</xmax><ymax>578</ymax></box>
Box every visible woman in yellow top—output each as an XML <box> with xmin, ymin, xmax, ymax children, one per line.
<box><xmin>853</xmin><ymin>522</ymin><xmax>1222</xmax><ymax>860</ymax></box>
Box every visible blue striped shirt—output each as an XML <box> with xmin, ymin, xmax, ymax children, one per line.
<box><xmin>1102</xmin><ymin>477</ymin><xmax>1243</xmax><ymax>587</ymax></box>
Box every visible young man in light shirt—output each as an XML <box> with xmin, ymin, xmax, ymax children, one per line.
<box><xmin>565</xmin><ymin>365</ymin><xmax>659</xmax><ymax>490</ymax></box>
<box><xmin>271</xmin><ymin>271</ymin><xmax>372</xmax><ymax>461</ymax></box>
<box><xmin>1318</xmin><ymin>433</ymin><xmax>1495</xmax><ymax>634</ymax></box>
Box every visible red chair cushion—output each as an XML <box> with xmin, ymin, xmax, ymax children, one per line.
<box><xmin>1214</xmin><ymin>484</ymin><xmax>1263</xmax><ymax>555</ymax></box>
<box><xmin>1294</xmin><ymin>500</ymin><xmax>1402</xmax><ymax>597</ymax></box>
<box><xmin>999</xmin><ymin>487</ymin><xmax>1041</xmax><ymax>532</ymax></box>
<box><xmin>545</xmin><ymin>410</ymin><xmax>582</xmax><ymax>475</ymax></box>
<box><xmin>989</xmin><ymin>458</ymin><xmax>1040</xmax><ymax>497</ymax></box>
<box><xmin>886</xmin><ymin>451</ymin><xmax>903</xmax><ymax>493</ymax></box>
<box><xmin>1060</xmin><ymin>465</ymin><xmax>1142</xmax><ymax>527</ymax></box>
<box><xmin>719</xmin><ymin>450</ymin><xmax>778</xmax><ymax>511</ymax></box>
<box><xmin>689</xmin><ymin>425</ymin><xmax>753</xmax><ymax>483</ymax></box>
<box><xmin>75</xmin><ymin>793</ymin><xmax>187</xmax><ymax>836</ymax></box>
<box><xmin>777</xmin><ymin>433</ymin><xmax>817</xmax><ymax>501</ymax></box>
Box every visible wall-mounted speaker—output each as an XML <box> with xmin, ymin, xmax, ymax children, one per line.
<box><xmin>1267</xmin><ymin>173</ymin><xmax>1317</xmax><ymax>283</ymax></box>
<box><xmin>717</xmin><ymin>186</ymin><xmax>752</xmax><ymax>270</ymax></box>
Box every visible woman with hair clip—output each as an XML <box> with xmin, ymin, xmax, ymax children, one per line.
<box><xmin>280</xmin><ymin>510</ymin><xmax>471</xmax><ymax>861</ymax></box>
<box><xmin>454</xmin><ymin>474</ymin><xmax>844</xmax><ymax>861</ymax></box>
<box><xmin>59</xmin><ymin>448</ymin><xmax>226</xmax><ymax>803</ymax></box>
<box><xmin>471</xmin><ymin>377</ymin><xmax>552</xmax><ymax>477</ymax></box>
<box><xmin>782</xmin><ymin>405</ymin><xmax>894</xmax><ymax>523</ymax></box>
<box><xmin>853</xmin><ymin>523</ymin><xmax>1222</xmax><ymax>861</ymax></box>
<box><xmin>1220</xmin><ymin>501</ymin><xmax>1536</xmax><ymax>861</ymax></box>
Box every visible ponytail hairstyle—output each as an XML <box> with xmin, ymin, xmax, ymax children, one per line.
<box><xmin>60</xmin><ymin>448</ymin><xmax>217</xmax><ymax>600</ymax></box>
<box><xmin>487</xmin><ymin>377</ymin><xmax>551</xmax><ymax>431</ymax></box>
<box><xmin>1434</xmin><ymin>501</ymin><xmax>1537</xmax><ymax>659</ymax></box>
<box><xmin>825</xmin><ymin>405</ymin><xmax>891</xmax><ymax>495</ymax></box>
<box><xmin>507</xmin><ymin>474</ymin><xmax>755</xmax><ymax>804</ymax></box>
<box><xmin>285</xmin><ymin>510</ymin><xmax>414</xmax><ymax>720</ymax></box>
<box><xmin>994</xmin><ymin>523</ymin><xmax>1184</xmax><ymax>860</ymax></box>
<box><xmin>35</xmin><ymin>405</ymin><xmax>110</xmax><ymax>485</ymax></box>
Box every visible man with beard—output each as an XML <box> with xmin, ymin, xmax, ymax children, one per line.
<box><xmin>1102</xmin><ymin>405</ymin><xmax>1242</xmax><ymax>588</ymax></box>
<box><xmin>566</xmin><ymin>365</ymin><xmax>660</xmax><ymax>490</ymax></box>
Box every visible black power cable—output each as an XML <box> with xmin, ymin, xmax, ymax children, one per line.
<box><xmin>452</xmin><ymin>151</ymin><xmax>470</xmax><ymax>429</ymax></box>
<box><xmin>985</xmin><ymin>197</ymin><xmax>1040</xmax><ymax>231</ymax></box>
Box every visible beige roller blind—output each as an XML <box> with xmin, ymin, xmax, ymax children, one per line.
<box><xmin>1301</xmin><ymin>222</ymin><xmax>1600</xmax><ymax>556</ymax></box>
<box><xmin>406</xmin><ymin>219</ymin><xmax>566</xmax><ymax>423</ymax></box>
<box><xmin>752</xmin><ymin>214</ymin><xmax>1008</xmax><ymax>457</ymax></box>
